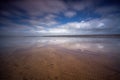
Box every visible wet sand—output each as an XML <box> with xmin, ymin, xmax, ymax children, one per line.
<box><xmin>0</xmin><ymin>37</ymin><xmax>120</xmax><ymax>80</ymax></box>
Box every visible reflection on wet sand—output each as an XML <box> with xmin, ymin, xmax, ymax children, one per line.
<box><xmin>0</xmin><ymin>37</ymin><xmax>120</xmax><ymax>80</ymax></box>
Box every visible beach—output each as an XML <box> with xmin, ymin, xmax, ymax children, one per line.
<box><xmin>0</xmin><ymin>37</ymin><xmax>120</xmax><ymax>80</ymax></box>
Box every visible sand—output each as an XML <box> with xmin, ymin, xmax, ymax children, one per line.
<box><xmin>0</xmin><ymin>45</ymin><xmax>120</xmax><ymax>80</ymax></box>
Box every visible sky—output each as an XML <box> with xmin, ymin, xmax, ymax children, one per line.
<box><xmin>0</xmin><ymin>0</ymin><xmax>120</xmax><ymax>36</ymax></box>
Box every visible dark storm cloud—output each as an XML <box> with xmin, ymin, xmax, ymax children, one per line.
<box><xmin>1</xmin><ymin>0</ymin><xmax>120</xmax><ymax>15</ymax></box>
<box><xmin>0</xmin><ymin>0</ymin><xmax>120</xmax><ymax>36</ymax></box>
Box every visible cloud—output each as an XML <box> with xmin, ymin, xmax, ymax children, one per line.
<box><xmin>64</xmin><ymin>11</ymin><xmax>76</xmax><ymax>18</ymax></box>
<box><xmin>48</xmin><ymin>28</ymin><xmax>69</xmax><ymax>33</ymax></box>
<box><xmin>13</xmin><ymin>0</ymin><xmax>67</xmax><ymax>16</ymax></box>
<box><xmin>29</xmin><ymin>14</ymin><xmax>59</xmax><ymax>28</ymax></box>
<box><xmin>36</xmin><ymin>28</ymin><xmax>69</xmax><ymax>34</ymax></box>
<box><xmin>71</xmin><ymin>0</ymin><xmax>92</xmax><ymax>11</ymax></box>
<box><xmin>37</xmin><ymin>15</ymin><xmax>120</xmax><ymax>34</ymax></box>
<box><xmin>95</xmin><ymin>6</ymin><xmax>120</xmax><ymax>16</ymax></box>
<box><xmin>3</xmin><ymin>14</ymin><xmax>118</xmax><ymax>35</ymax></box>
<box><xmin>0</xmin><ymin>0</ymin><xmax>120</xmax><ymax>36</ymax></box>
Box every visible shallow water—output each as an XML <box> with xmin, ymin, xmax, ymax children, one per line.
<box><xmin>0</xmin><ymin>37</ymin><xmax>120</xmax><ymax>80</ymax></box>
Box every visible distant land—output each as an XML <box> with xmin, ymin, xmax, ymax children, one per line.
<box><xmin>0</xmin><ymin>34</ymin><xmax>120</xmax><ymax>37</ymax></box>
<box><xmin>41</xmin><ymin>34</ymin><xmax>120</xmax><ymax>38</ymax></box>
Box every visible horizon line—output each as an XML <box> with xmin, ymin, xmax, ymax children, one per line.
<box><xmin>0</xmin><ymin>34</ymin><xmax>120</xmax><ymax>37</ymax></box>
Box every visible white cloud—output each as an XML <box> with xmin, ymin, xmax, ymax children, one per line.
<box><xmin>36</xmin><ymin>30</ymin><xmax>47</xmax><ymax>33</ymax></box>
<box><xmin>35</xmin><ymin>26</ymin><xmax>44</xmax><ymax>30</ymax></box>
<box><xmin>48</xmin><ymin>28</ymin><xmax>69</xmax><ymax>33</ymax></box>
<box><xmin>97</xmin><ymin>23</ymin><xmax>105</xmax><ymax>28</ymax></box>
<box><xmin>37</xmin><ymin>28</ymin><xmax>69</xmax><ymax>34</ymax></box>
<box><xmin>36</xmin><ymin>16</ymin><xmax>120</xmax><ymax>34</ymax></box>
<box><xmin>58</xmin><ymin>21</ymin><xmax>92</xmax><ymax>30</ymax></box>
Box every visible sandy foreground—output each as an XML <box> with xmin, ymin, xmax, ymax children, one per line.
<box><xmin>0</xmin><ymin>45</ymin><xmax>120</xmax><ymax>80</ymax></box>
<box><xmin>0</xmin><ymin>37</ymin><xmax>120</xmax><ymax>80</ymax></box>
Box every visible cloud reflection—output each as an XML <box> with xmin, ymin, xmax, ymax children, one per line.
<box><xmin>0</xmin><ymin>37</ymin><xmax>120</xmax><ymax>54</ymax></box>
